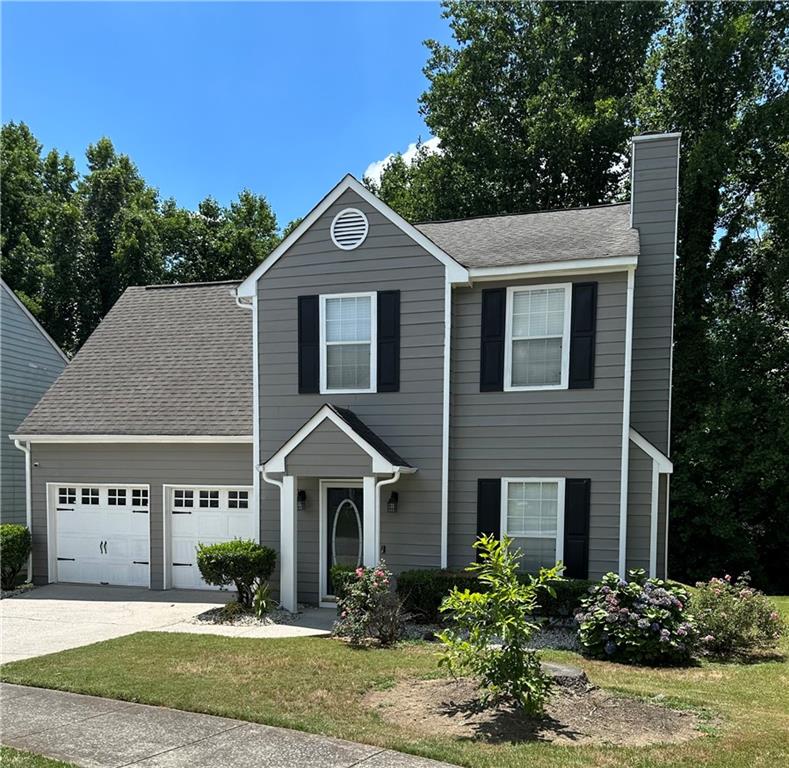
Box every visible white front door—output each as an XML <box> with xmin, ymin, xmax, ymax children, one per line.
<box><xmin>167</xmin><ymin>486</ymin><xmax>255</xmax><ymax>590</ymax></box>
<box><xmin>54</xmin><ymin>485</ymin><xmax>149</xmax><ymax>587</ymax></box>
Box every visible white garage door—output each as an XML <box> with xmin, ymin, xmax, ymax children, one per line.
<box><xmin>53</xmin><ymin>485</ymin><xmax>149</xmax><ymax>587</ymax></box>
<box><xmin>167</xmin><ymin>486</ymin><xmax>256</xmax><ymax>590</ymax></box>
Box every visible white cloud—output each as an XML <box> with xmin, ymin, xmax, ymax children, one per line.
<box><xmin>363</xmin><ymin>136</ymin><xmax>442</xmax><ymax>186</ymax></box>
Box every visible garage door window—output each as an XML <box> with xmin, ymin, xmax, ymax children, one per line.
<box><xmin>132</xmin><ymin>489</ymin><xmax>149</xmax><ymax>507</ymax></box>
<box><xmin>58</xmin><ymin>487</ymin><xmax>76</xmax><ymax>505</ymax></box>
<box><xmin>228</xmin><ymin>491</ymin><xmax>248</xmax><ymax>509</ymax></box>
<box><xmin>108</xmin><ymin>488</ymin><xmax>127</xmax><ymax>506</ymax></box>
<box><xmin>81</xmin><ymin>488</ymin><xmax>99</xmax><ymax>505</ymax></box>
<box><xmin>199</xmin><ymin>490</ymin><xmax>219</xmax><ymax>508</ymax></box>
<box><xmin>173</xmin><ymin>489</ymin><xmax>194</xmax><ymax>509</ymax></box>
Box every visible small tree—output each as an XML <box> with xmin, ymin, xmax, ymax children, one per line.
<box><xmin>438</xmin><ymin>534</ymin><xmax>563</xmax><ymax>715</ymax></box>
<box><xmin>0</xmin><ymin>524</ymin><xmax>32</xmax><ymax>590</ymax></box>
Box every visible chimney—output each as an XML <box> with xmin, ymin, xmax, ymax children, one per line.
<box><xmin>629</xmin><ymin>132</ymin><xmax>681</xmax><ymax>456</ymax></box>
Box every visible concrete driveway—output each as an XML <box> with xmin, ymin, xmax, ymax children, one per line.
<box><xmin>0</xmin><ymin>584</ymin><xmax>231</xmax><ymax>664</ymax></box>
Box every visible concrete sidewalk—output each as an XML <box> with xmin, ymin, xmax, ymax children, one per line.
<box><xmin>0</xmin><ymin>683</ymin><xmax>457</xmax><ymax>768</ymax></box>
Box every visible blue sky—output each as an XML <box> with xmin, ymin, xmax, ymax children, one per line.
<box><xmin>2</xmin><ymin>1</ymin><xmax>450</xmax><ymax>226</ymax></box>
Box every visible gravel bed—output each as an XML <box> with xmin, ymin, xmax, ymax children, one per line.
<box><xmin>191</xmin><ymin>604</ymin><xmax>302</xmax><ymax>626</ymax></box>
<box><xmin>0</xmin><ymin>583</ymin><xmax>35</xmax><ymax>600</ymax></box>
<box><xmin>403</xmin><ymin>622</ymin><xmax>580</xmax><ymax>651</ymax></box>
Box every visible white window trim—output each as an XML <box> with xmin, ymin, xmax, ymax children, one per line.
<box><xmin>319</xmin><ymin>291</ymin><xmax>377</xmax><ymax>395</ymax></box>
<box><xmin>500</xmin><ymin>477</ymin><xmax>565</xmax><ymax>564</ymax></box>
<box><xmin>503</xmin><ymin>283</ymin><xmax>572</xmax><ymax>392</ymax></box>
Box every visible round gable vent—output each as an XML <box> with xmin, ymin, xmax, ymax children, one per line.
<box><xmin>331</xmin><ymin>208</ymin><xmax>369</xmax><ymax>250</ymax></box>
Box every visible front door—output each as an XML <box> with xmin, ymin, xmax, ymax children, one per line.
<box><xmin>326</xmin><ymin>486</ymin><xmax>364</xmax><ymax>596</ymax></box>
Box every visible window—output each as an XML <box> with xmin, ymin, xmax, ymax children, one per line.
<box><xmin>501</xmin><ymin>478</ymin><xmax>565</xmax><ymax>569</ymax></box>
<box><xmin>58</xmin><ymin>487</ymin><xmax>76</xmax><ymax>505</ymax></box>
<box><xmin>505</xmin><ymin>284</ymin><xmax>571</xmax><ymax>390</ymax></box>
<box><xmin>228</xmin><ymin>490</ymin><xmax>249</xmax><ymax>509</ymax></box>
<box><xmin>173</xmin><ymin>489</ymin><xmax>194</xmax><ymax>508</ymax></box>
<box><xmin>81</xmin><ymin>488</ymin><xmax>99</xmax><ymax>505</ymax></box>
<box><xmin>132</xmin><ymin>489</ymin><xmax>148</xmax><ymax>507</ymax></box>
<box><xmin>108</xmin><ymin>488</ymin><xmax>127</xmax><ymax>506</ymax></box>
<box><xmin>199</xmin><ymin>490</ymin><xmax>219</xmax><ymax>508</ymax></box>
<box><xmin>320</xmin><ymin>293</ymin><xmax>376</xmax><ymax>393</ymax></box>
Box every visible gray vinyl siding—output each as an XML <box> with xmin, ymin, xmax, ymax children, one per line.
<box><xmin>448</xmin><ymin>272</ymin><xmax>627</xmax><ymax>578</ymax></box>
<box><xmin>656</xmin><ymin>474</ymin><xmax>668</xmax><ymax>579</ymax></box>
<box><xmin>1</xmin><ymin>285</ymin><xmax>66</xmax><ymax>524</ymax></box>
<box><xmin>626</xmin><ymin>442</ymin><xmax>651</xmax><ymax>572</ymax></box>
<box><xmin>296</xmin><ymin>476</ymin><xmax>320</xmax><ymax>605</ymax></box>
<box><xmin>285</xmin><ymin>420</ymin><xmax>373</xmax><ymax>476</ymax></box>
<box><xmin>29</xmin><ymin>443</ymin><xmax>252</xmax><ymax>588</ymax></box>
<box><xmin>630</xmin><ymin>136</ymin><xmax>680</xmax><ymax>456</ymax></box>
<box><xmin>258</xmin><ymin>188</ymin><xmax>445</xmax><ymax>601</ymax></box>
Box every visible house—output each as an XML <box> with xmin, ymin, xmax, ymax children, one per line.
<box><xmin>1</xmin><ymin>280</ymin><xmax>68</xmax><ymax>529</ymax></box>
<box><xmin>10</xmin><ymin>133</ymin><xmax>679</xmax><ymax>610</ymax></box>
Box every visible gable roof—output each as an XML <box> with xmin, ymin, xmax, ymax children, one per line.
<box><xmin>14</xmin><ymin>281</ymin><xmax>252</xmax><ymax>438</ymax></box>
<box><xmin>1</xmin><ymin>280</ymin><xmax>69</xmax><ymax>363</ymax></box>
<box><xmin>416</xmin><ymin>203</ymin><xmax>639</xmax><ymax>269</ymax></box>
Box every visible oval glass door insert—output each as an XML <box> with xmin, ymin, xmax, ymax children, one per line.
<box><xmin>332</xmin><ymin>498</ymin><xmax>362</xmax><ymax>568</ymax></box>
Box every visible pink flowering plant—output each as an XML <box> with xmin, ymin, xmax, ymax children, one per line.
<box><xmin>691</xmin><ymin>572</ymin><xmax>786</xmax><ymax>658</ymax></box>
<box><xmin>333</xmin><ymin>561</ymin><xmax>405</xmax><ymax>646</ymax></box>
<box><xmin>576</xmin><ymin>569</ymin><xmax>697</xmax><ymax>664</ymax></box>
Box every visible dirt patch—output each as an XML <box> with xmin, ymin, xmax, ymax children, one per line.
<box><xmin>365</xmin><ymin>677</ymin><xmax>705</xmax><ymax>746</ymax></box>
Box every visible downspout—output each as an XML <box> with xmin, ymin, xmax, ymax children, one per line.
<box><xmin>618</xmin><ymin>267</ymin><xmax>636</xmax><ymax>575</ymax></box>
<box><xmin>375</xmin><ymin>469</ymin><xmax>401</xmax><ymax>564</ymax></box>
<box><xmin>13</xmin><ymin>439</ymin><xmax>32</xmax><ymax>581</ymax></box>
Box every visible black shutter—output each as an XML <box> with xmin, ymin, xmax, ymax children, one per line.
<box><xmin>563</xmin><ymin>478</ymin><xmax>590</xmax><ymax>578</ymax></box>
<box><xmin>569</xmin><ymin>282</ymin><xmax>597</xmax><ymax>389</ymax></box>
<box><xmin>480</xmin><ymin>288</ymin><xmax>505</xmax><ymax>391</ymax></box>
<box><xmin>297</xmin><ymin>295</ymin><xmax>319</xmax><ymax>393</ymax></box>
<box><xmin>377</xmin><ymin>290</ymin><xmax>400</xmax><ymax>392</ymax></box>
<box><xmin>476</xmin><ymin>479</ymin><xmax>501</xmax><ymax>542</ymax></box>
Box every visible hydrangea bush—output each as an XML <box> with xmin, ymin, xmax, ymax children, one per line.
<box><xmin>692</xmin><ymin>573</ymin><xmax>786</xmax><ymax>657</ymax></box>
<box><xmin>333</xmin><ymin>562</ymin><xmax>405</xmax><ymax>646</ymax></box>
<box><xmin>576</xmin><ymin>569</ymin><xmax>697</xmax><ymax>664</ymax></box>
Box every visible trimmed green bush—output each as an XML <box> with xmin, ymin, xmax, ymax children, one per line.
<box><xmin>397</xmin><ymin>567</ymin><xmax>592</xmax><ymax>623</ymax></box>
<box><xmin>329</xmin><ymin>564</ymin><xmax>356</xmax><ymax>601</ymax></box>
<box><xmin>196</xmin><ymin>539</ymin><xmax>276</xmax><ymax>610</ymax></box>
<box><xmin>0</xmin><ymin>524</ymin><xmax>31</xmax><ymax>590</ymax></box>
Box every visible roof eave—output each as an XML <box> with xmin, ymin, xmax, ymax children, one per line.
<box><xmin>467</xmin><ymin>254</ymin><xmax>638</xmax><ymax>282</ymax></box>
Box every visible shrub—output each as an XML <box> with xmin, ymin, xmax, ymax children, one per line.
<box><xmin>333</xmin><ymin>562</ymin><xmax>405</xmax><ymax>646</ymax></box>
<box><xmin>329</xmin><ymin>564</ymin><xmax>357</xmax><ymax>601</ymax></box>
<box><xmin>438</xmin><ymin>534</ymin><xmax>563</xmax><ymax>715</ymax></box>
<box><xmin>0</xmin><ymin>524</ymin><xmax>31</xmax><ymax>590</ymax></box>
<box><xmin>576</xmin><ymin>569</ymin><xmax>697</xmax><ymax>665</ymax></box>
<box><xmin>196</xmin><ymin>539</ymin><xmax>276</xmax><ymax>611</ymax></box>
<box><xmin>692</xmin><ymin>573</ymin><xmax>786</xmax><ymax>657</ymax></box>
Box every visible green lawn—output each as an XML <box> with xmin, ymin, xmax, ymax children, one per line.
<box><xmin>1</xmin><ymin>598</ymin><xmax>788</xmax><ymax>768</ymax></box>
<box><xmin>0</xmin><ymin>747</ymin><xmax>76</xmax><ymax>768</ymax></box>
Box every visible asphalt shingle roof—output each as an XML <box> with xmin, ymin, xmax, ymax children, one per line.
<box><xmin>416</xmin><ymin>202</ymin><xmax>639</xmax><ymax>269</ymax></box>
<box><xmin>16</xmin><ymin>281</ymin><xmax>252</xmax><ymax>436</ymax></box>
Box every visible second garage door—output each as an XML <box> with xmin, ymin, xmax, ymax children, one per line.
<box><xmin>166</xmin><ymin>485</ymin><xmax>256</xmax><ymax>589</ymax></box>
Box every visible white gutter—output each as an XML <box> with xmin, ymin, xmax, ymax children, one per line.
<box><xmin>618</xmin><ymin>267</ymin><xmax>636</xmax><ymax>575</ymax></box>
<box><xmin>440</xmin><ymin>277</ymin><xmax>451</xmax><ymax>569</ymax></box>
<box><xmin>375</xmin><ymin>469</ymin><xmax>402</xmax><ymax>567</ymax></box>
<box><xmin>13</xmin><ymin>439</ymin><xmax>33</xmax><ymax>581</ymax></box>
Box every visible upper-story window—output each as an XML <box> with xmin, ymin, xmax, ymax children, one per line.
<box><xmin>504</xmin><ymin>283</ymin><xmax>571</xmax><ymax>390</ymax></box>
<box><xmin>319</xmin><ymin>292</ymin><xmax>377</xmax><ymax>394</ymax></box>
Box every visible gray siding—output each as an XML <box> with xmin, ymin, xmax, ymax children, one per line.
<box><xmin>626</xmin><ymin>442</ymin><xmax>652</xmax><ymax>572</ymax></box>
<box><xmin>30</xmin><ymin>443</ymin><xmax>252</xmax><ymax>588</ymax></box>
<box><xmin>285</xmin><ymin>420</ymin><xmax>372</xmax><ymax>476</ymax></box>
<box><xmin>630</xmin><ymin>136</ymin><xmax>680</xmax><ymax>455</ymax></box>
<box><xmin>656</xmin><ymin>474</ymin><xmax>668</xmax><ymax>579</ymax></box>
<box><xmin>258</xmin><ymin>188</ymin><xmax>446</xmax><ymax>601</ymax></box>
<box><xmin>296</xmin><ymin>476</ymin><xmax>320</xmax><ymax>605</ymax></box>
<box><xmin>1</xmin><ymin>284</ymin><xmax>66</xmax><ymax>524</ymax></box>
<box><xmin>448</xmin><ymin>272</ymin><xmax>628</xmax><ymax>578</ymax></box>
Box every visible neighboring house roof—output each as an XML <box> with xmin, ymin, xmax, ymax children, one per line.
<box><xmin>1</xmin><ymin>280</ymin><xmax>69</xmax><ymax>363</ymax></box>
<box><xmin>416</xmin><ymin>202</ymin><xmax>639</xmax><ymax>269</ymax></box>
<box><xmin>14</xmin><ymin>281</ymin><xmax>252</xmax><ymax>437</ymax></box>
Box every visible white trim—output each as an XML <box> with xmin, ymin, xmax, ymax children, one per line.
<box><xmin>500</xmin><ymin>478</ymin><xmax>565</xmax><ymax>564</ymax></box>
<box><xmin>330</xmin><ymin>207</ymin><xmax>369</xmax><ymax>250</ymax></box>
<box><xmin>251</xmin><ymin>296</ymin><xmax>261</xmax><ymax>544</ymax></box>
<box><xmin>503</xmin><ymin>283</ymin><xmax>572</xmax><ymax>392</ymax></box>
<box><xmin>467</xmin><ymin>256</ymin><xmax>637</xmax><ymax>283</ymax></box>
<box><xmin>629</xmin><ymin>428</ymin><xmax>673</xmax><ymax>473</ymax></box>
<box><xmin>618</xmin><ymin>267</ymin><xmax>636</xmax><ymax>575</ymax></box>
<box><xmin>13</xmin><ymin>440</ymin><xmax>33</xmax><ymax>580</ymax></box>
<box><xmin>263</xmin><ymin>404</ymin><xmax>416</xmax><ymax>475</ymax></box>
<box><xmin>1</xmin><ymin>280</ymin><xmax>69</xmax><ymax>363</ymax></box>
<box><xmin>280</xmin><ymin>475</ymin><xmax>297</xmax><ymax>612</ymax></box>
<box><xmin>319</xmin><ymin>291</ymin><xmax>377</xmax><ymax>394</ymax></box>
<box><xmin>440</xmin><ymin>278</ymin><xmax>451</xmax><ymax>568</ymax></box>
<box><xmin>46</xmin><ymin>481</ymin><xmax>151</xmax><ymax>588</ymax></box>
<box><xmin>649</xmin><ymin>462</ymin><xmax>659</xmax><ymax>578</ymax></box>
<box><xmin>362</xmin><ymin>476</ymin><xmax>377</xmax><ymax>566</ymax></box>
<box><xmin>319</xmin><ymin>479</ymin><xmax>363</xmax><ymax>606</ymax></box>
<box><xmin>664</xmin><ymin>475</ymin><xmax>670</xmax><ymax>579</ymax></box>
<box><xmin>631</xmin><ymin>132</ymin><xmax>682</xmax><ymax>143</ymax></box>
<box><xmin>11</xmin><ymin>434</ymin><xmax>253</xmax><ymax>444</ymax></box>
<box><xmin>236</xmin><ymin>174</ymin><xmax>468</xmax><ymax>297</ymax></box>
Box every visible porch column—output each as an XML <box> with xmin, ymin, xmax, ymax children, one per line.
<box><xmin>280</xmin><ymin>475</ymin><xmax>298</xmax><ymax>612</ymax></box>
<box><xmin>363</xmin><ymin>476</ymin><xmax>377</xmax><ymax>566</ymax></box>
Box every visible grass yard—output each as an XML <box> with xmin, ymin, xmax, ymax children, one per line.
<box><xmin>1</xmin><ymin>597</ymin><xmax>787</xmax><ymax>768</ymax></box>
<box><xmin>0</xmin><ymin>747</ymin><xmax>76</xmax><ymax>767</ymax></box>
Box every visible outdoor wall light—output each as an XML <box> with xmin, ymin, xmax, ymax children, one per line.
<box><xmin>387</xmin><ymin>491</ymin><xmax>399</xmax><ymax>514</ymax></box>
<box><xmin>297</xmin><ymin>489</ymin><xmax>307</xmax><ymax>512</ymax></box>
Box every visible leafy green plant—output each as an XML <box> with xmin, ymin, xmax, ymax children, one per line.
<box><xmin>438</xmin><ymin>534</ymin><xmax>563</xmax><ymax>715</ymax></box>
<box><xmin>196</xmin><ymin>539</ymin><xmax>276</xmax><ymax>610</ymax></box>
<box><xmin>333</xmin><ymin>562</ymin><xmax>404</xmax><ymax>646</ymax></box>
<box><xmin>576</xmin><ymin>570</ymin><xmax>697</xmax><ymax>665</ymax></box>
<box><xmin>692</xmin><ymin>573</ymin><xmax>786</xmax><ymax>658</ymax></box>
<box><xmin>329</xmin><ymin>564</ymin><xmax>356</xmax><ymax>601</ymax></box>
<box><xmin>0</xmin><ymin>524</ymin><xmax>31</xmax><ymax>590</ymax></box>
